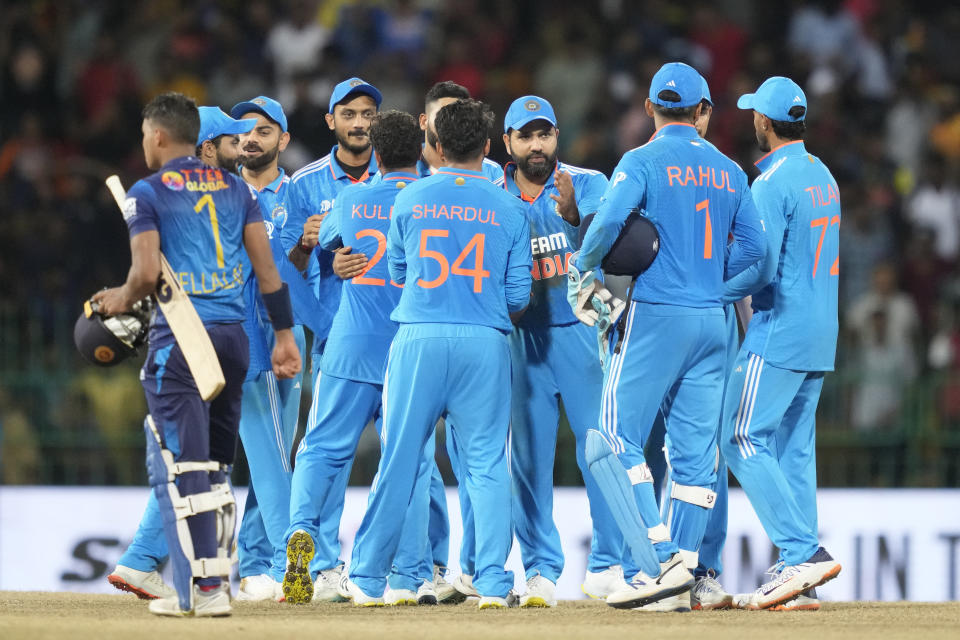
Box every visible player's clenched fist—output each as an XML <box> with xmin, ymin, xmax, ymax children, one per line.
<box><xmin>332</xmin><ymin>246</ymin><xmax>368</xmax><ymax>280</ymax></box>
<box><xmin>271</xmin><ymin>329</ymin><xmax>302</xmax><ymax>379</ymax></box>
<box><xmin>300</xmin><ymin>213</ymin><xmax>327</xmax><ymax>250</ymax></box>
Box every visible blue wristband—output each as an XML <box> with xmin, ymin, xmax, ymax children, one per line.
<box><xmin>262</xmin><ymin>283</ymin><xmax>294</xmax><ymax>331</ymax></box>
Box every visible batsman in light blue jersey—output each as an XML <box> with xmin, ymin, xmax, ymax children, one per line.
<box><xmin>721</xmin><ymin>76</ymin><xmax>842</xmax><ymax>610</ymax></box>
<box><xmin>449</xmin><ymin>95</ymin><xmax>629</xmax><ymax>606</ymax></box>
<box><xmin>282</xmin><ymin>110</ymin><xmax>439</xmax><ymax>606</ymax></box>
<box><xmin>344</xmin><ymin>99</ymin><xmax>531</xmax><ymax>608</ymax></box>
<box><xmin>280</xmin><ymin>78</ymin><xmax>382</xmax><ymax>596</ymax></box>
<box><xmin>572</xmin><ymin>63</ymin><xmax>765</xmax><ymax>609</ymax></box>
<box><xmin>94</xmin><ymin>93</ymin><xmax>301</xmax><ymax>617</ymax></box>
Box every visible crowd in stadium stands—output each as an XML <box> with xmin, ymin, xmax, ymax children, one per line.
<box><xmin>1</xmin><ymin>0</ymin><xmax>959</xmax><ymax>474</ymax></box>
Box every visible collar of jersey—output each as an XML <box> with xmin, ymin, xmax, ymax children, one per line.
<box><xmin>754</xmin><ymin>140</ymin><xmax>807</xmax><ymax>172</ymax></box>
<box><xmin>328</xmin><ymin>144</ymin><xmax>378</xmax><ymax>183</ymax></box>
<box><xmin>162</xmin><ymin>155</ymin><xmax>202</xmax><ymax>171</ymax></box>
<box><xmin>416</xmin><ymin>156</ymin><xmax>438</xmax><ymax>177</ymax></box>
<box><xmin>240</xmin><ymin>166</ymin><xmax>287</xmax><ymax>193</ymax></box>
<box><xmin>503</xmin><ymin>161</ymin><xmax>557</xmax><ymax>203</ymax></box>
<box><xmin>652</xmin><ymin>122</ymin><xmax>700</xmax><ymax>141</ymax></box>
<box><xmin>435</xmin><ymin>167</ymin><xmax>488</xmax><ymax>180</ymax></box>
<box><xmin>382</xmin><ymin>171</ymin><xmax>419</xmax><ymax>182</ymax></box>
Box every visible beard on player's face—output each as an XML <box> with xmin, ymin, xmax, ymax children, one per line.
<box><xmin>426</xmin><ymin>126</ymin><xmax>439</xmax><ymax>151</ymax></box>
<box><xmin>337</xmin><ymin>127</ymin><xmax>371</xmax><ymax>155</ymax></box>
<box><xmin>241</xmin><ymin>140</ymin><xmax>280</xmax><ymax>171</ymax></box>
<box><xmin>756</xmin><ymin>128</ymin><xmax>771</xmax><ymax>153</ymax></box>
<box><xmin>216</xmin><ymin>150</ymin><xmax>241</xmax><ymax>174</ymax></box>
<box><xmin>514</xmin><ymin>147</ymin><xmax>557</xmax><ymax>180</ymax></box>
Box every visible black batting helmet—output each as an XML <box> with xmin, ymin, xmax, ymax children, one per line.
<box><xmin>74</xmin><ymin>297</ymin><xmax>153</xmax><ymax>367</ymax></box>
<box><xmin>579</xmin><ymin>209</ymin><xmax>660</xmax><ymax>276</ymax></box>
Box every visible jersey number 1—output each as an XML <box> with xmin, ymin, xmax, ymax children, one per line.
<box><xmin>194</xmin><ymin>194</ymin><xmax>224</xmax><ymax>268</ymax></box>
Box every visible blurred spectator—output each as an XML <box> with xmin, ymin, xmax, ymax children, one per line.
<box><xmin>907</xmin><ymin>155</ymin><xmax>960</xmax><ymax>261</ymax></box>
<box><xmin>839</xmin><ymin>188</ymin><xmax>895</xmax><ymax>307</ymax></box>
<box><xmin>266</xmin><ymin>0</ymin><xmax>330</xmax><ymax>105</ymax></box>
<box><xmin>850</xmin><ymin>308</ymin><xmax>917</xmax><ymax>431</ymax></box>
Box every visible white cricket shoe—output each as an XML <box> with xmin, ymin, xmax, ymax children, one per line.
<box><xmin>771</xmin><ymin>588</ymin><xmax>821</xmax><ymax>611</ymax></box>
<box><xmin>434</xmin><ymin>565</ymin><xmax>464</xmax><ymax>604</ymax></box>
<box><xmin>384</xmin><ymin>586</ymin><xmax>418</xmax><ymax>606</ymax></box>
<box><xmin>338</xmin><ymin>574</ymin><xmax>384</xmax><ymax>607</ymax></box>
<box><xmin>417</xmin><ymin>580</ymin><xmax>438</xmax><ymax>605</ymax></box>
<box><xmin>746</xmin><ymin>548</ymin><xmax>840</xmax><ymax>610</ymax></box>
<box><xmin>236</xmin><ymin>574</ymin><xmax>281</xmax><ymax>602</ymax></box>
<box><xmin>691</xmin><ymin>570</ymin><xmax>733</xmax><ymax>610</ymax></box>
<box><xmin>312</xmin><ymin>564</ymin><xmax>348</xmax><ymax>603</ymax></box>
<box><xmin>635</xmin><ymin>592</ymin><xmax>691</xmax><ymax>612</ymax></box>
<box><xmin>581</xmin><ymin>566</ymin><xmax>629</xmax><ymax>600</ymax></box>
<box><xmin>606</xmin><ymin>553</ymin><xmax>695</xmax><ymax>609</ymax></box>
<box><xmin>149</xmin><ymin>583</ymin><xmax>231</xmax><ymax>617</ymax></box>
<box><xmin>478</xmin><ymin>596</ymin><xmax>510</xmax><ymax>609</ymax></box>
<box><xmin>520</xmin><ymin>574</ymin><xmax>557</xmax><ymax>608</ymax></box>
<box><xmin>452</xmin><ymin>573</ymin><xmax>479</xmax><ymax>598</ymax></box>
<box><xmin>283</xmin><ymin>530</ymin><xmax>315</xmax><ymax>604</ymax></box>
<box><xmin>108</xmin><ymin>565</ymin><xmax>176</xmax><ymax>600</ymax></box>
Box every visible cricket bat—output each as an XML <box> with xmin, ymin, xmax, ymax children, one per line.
<box><xmin>105</xmin><ymin>175</ymin><xmax>226</xmax><ymax>401</ymax></box>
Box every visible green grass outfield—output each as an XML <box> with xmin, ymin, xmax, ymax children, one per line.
<box><xmin>1</xmin><ymin>592</ymin><xmax>958</xmax><ymax>640</ymax></box>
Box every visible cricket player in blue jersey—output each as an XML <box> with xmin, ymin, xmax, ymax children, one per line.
<box><xmin>228</xmin><ymin>95</ymin><xmax>313</xmax><ymax>601</ymax></box>
<box><xmin>342</xmin><ymin>99</ymin><xmax>531</xmax><ymax>609</ymax></box>
<box><xmin>722</xmin><ymin>76</ymin><xmax>842</xmax><ymax>611</ymax></box>
<box><xmin>282</xmin><ymin>110</ymin><xmax>439</xmax><ymax>606</ymax></box>
<box><xmin>331</xmin><ymin>82</ymin><xmax>501</xmax><ymax>603</ymax></box>
<box><xmin>446</xmin><ymin>95</ymin><xmax>629</xmax><ymax>607</ymax></box>
<box><xmin>106</xmin><ymin>105</ymin><xmax>256</xmax><ymax>602</ymax></box>
<box><xmin>647</xmin><ymin>78</ymin><xmax>739</xmax><ymax>612</ymax></box>
<box><xmin>571</xmin><ymin>62</ymin><xmax>766</xmax><ymax>609</ymax></box>
<box><xmin>281</xmin><ymin>77</ymin><xmax>382</xmax><ymax>600</ymax></box>
<box><xmin>93</xmin><ymin>93</ymin><xmax>301</xmax><ymax>617</ymax></box>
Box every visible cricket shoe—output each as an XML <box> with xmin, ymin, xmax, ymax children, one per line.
<box><xmin>452</xmin><ymin>573</ymin><xmax>479</xmax><ymax>599</ymax></box>
<box><xmin>582</xmin><ymin>566</ymin><xmax>629</xmax><ymax>600</ymax></box>
<box><xmin>606</xmin><ymin>553</ymin><xmax>694</xmax><ymax>609</ymax></box>
<box><xmin>745</xmin><ymin>548</ymin><xmax>840</xmax><ymax>610</ymax></box>
<box><xmin>635</xmin><ymin>592</ymin><xmax>691</xmax><ymax>612</ymax></box>
<box><xmin>434</xmin><ymin>565</ymin><xmax>465</xmax><ymax>604</ymax></box>
<box><xmin>691</xmin><ymin>570</ymin><xmax>733</xmax><ymax>610</ymax></box>
<box><xmin>520</xmin><ymin>574</ymin><xmax>557</xmax><ymax>608</ymax></box>
<box><xmin>771</xmin><ymin>588</ymin><xmax>820</xmax><ymax>611</ymax></box>
<box><xmin>338</xmin><ymin>574</ymin><xmax>384</xmax><ymax>607</ymax></box>
<box><xmin>313</xmin><ymin>564</ymin><xmax>349</xmax><ymax>603</ymax></box>
<box><xmin>417</xmin><ymin>580</ymin><xmax>438</xmax><ymax>605</ymax></box>
<box><xmin>149</xmin><ymin>583</ymin><xmax>231</xmax><ymax>617</ymax></box>
<box><xmin>107</xmin><ymin>565</ymin><xmax>176</xmax><ymax>600</ymax></box>
<box><xmin>282</xmin><ymin>530</ymin><xmax>315</xmax><ymax>604</ymax></box>
<box><xmin>236</xmin><ymin>574</ymin><xmax>282</xmax><ymax>602</ymax></box>
<box><xmin>478</xmin><ymin>596</ymin><xmax>510</xmax><ymax>609</ymax></box>
<box><xmin>384</xmin><ymin>586</ymin><xmax>418</xmax><ymax>606</ymax></box>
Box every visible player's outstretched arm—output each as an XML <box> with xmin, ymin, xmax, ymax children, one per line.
<box><xmin>386</xmin><ymin>211</ymin><xmax>407</xmax><ymax>285</ymax></box>
<box><xmin>93</xmin><ymin>230</ymin><xmax>161</xmax><ymax>315</ymax></box>
<box><xmin>725</xmin><ymin>178</ymin><xmax>767</xmax><ymax>279</ymax></box>
<box><xmin>576</xmin><ymin>162</ymin><xmax>643</xmax><ymax>273</ymax></box>
<box><xmin>244</xmin><ymin>220</ymin><xmax>302</xmax><ymax>379</ymax></box>
<box><xmin>506</xmin><ymin>204</ymin><xmax>533</xmax><ymax>322</ymax></box>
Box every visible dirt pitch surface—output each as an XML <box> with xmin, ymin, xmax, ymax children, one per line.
<box><xmin>1</xmin><ymin>592</ymin><xmax>958</xmax><ymax>640</ymax></box>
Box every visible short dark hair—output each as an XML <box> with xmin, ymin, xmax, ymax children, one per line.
<box><xmin>770</xmin><ymin>106</ymin><xmax>807</xmax><ymax>140</ymax></box>
<box><xmin>651</xmin><ymin>90</ymin><xmax>699</xmax><ymax>123</ymax></box>
<box><xmin>434</xmin><ymin>99</ymin><xmax>494</xmax><ymax>163</ymax></box>
<box><xmin>369</xmin><ymin>110</ymin><xmax>422</xmax><ymax>171</ymax></box>
<box><xmin>425</xmin><ymin>81</ymin><xmax>471</xmax><ymax>105</ymax></box>
<box><xmin>143</xmin><ymin>92</ymin><xmax>200</xmax><ymax>145</ymax></box>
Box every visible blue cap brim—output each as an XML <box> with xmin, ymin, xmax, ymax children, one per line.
<box><xmin>222</xmin><ymin>119</ymin><xmax>257</xmax><ymax>136</ymax></box>
<box><xmin>736</xmin><ymin>93</ymin><xmax>756</xmax><ymax>110</ymax></box>
<box><xmin>506</xmin><ymin>114</ymin><xmax>557</xmax><ymax>133</ymax></box>
<box><xmin>230</xmin><ymin>103</ymin><xmax>285</xmax><ymax>130</ymax></box>
<box><xmin>330</xmin><ymin>85</ymin><xmax>383</xmax><ymax>112</ymax></box>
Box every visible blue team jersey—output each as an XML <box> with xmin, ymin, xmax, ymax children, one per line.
<box><xmin>316</xmin><ymin>172</ymin><xmax>415</xmax><ymax>383</ymax></box>
<box><xmin>498</xmin><ymin>161</ymin><xmax>608</xmax><ymax>327</ymax></box>
<box><xmin>283</xmin><ymin>146</ymin><xmax>378</xmax><ymax>353</ymax></box>
<box><xmin>387</xmin><ymin>168</ymin><xmax>532</xmax><ymax>331</ymax></box>
<box><xmin>577</xmin><ymin>123</ymin><xmax>765</xmax><ymax>308</ymax></box>
<box><xmin>416</xmin><ymin>154</ymin><xmax>502</xmax><ymax>181</ymax></box>
<box><xmin>125</xmin><ymin>156</ymin><xmax>261</xmax><ymax>345</ymax></box>
<box><xmin>741</xmin><ymin>141</ymin><xmax>840</xmax><ymax>371</ymax></box>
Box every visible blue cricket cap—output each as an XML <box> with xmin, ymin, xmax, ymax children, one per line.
<box><xmin>737</xmin><ymin>76</ymin><xmax>807</xmax><ymax>122</ymax></box>
<box><xmin>649</xmin><ymin>62</ymin><xmax>703</xmax><ymax>108</ymax></box>
<box><xmin>230</xmin><ymin>96</ymin><xmax>288</xmax><ymax>132</ymax></box>
<box><xmin>700</xmin><ymin>75</ymin><xmax>713</xmax><ymax>106</ymax></box>
<box><xmin>196</xmin><ymin>106</ymin><xmax>256</xmax><ymax>146</ymax></box>
<box><xmin>328</xmin><ymin>77</ymin><xmax>382</xmax><ymax>113</ymax></box>
<box><xmin>504</xmin><ymin>95</ymin><xmax>557</xmax><ymax>133</ymax></box>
